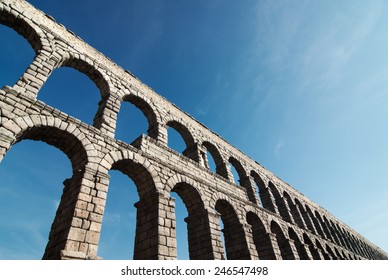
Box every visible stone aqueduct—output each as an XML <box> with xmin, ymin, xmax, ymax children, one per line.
<box><xmin>0</xmin><ymin>0</ymin><xmax>387</xmax><ymax>260</ymax></box>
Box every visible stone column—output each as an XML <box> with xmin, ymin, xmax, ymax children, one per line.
<box><xmin>184</xmin><ymin>210</ymin><xmax>220</xmax><ymax>259</ymax></box>
<box><xmin>134</xmin><ymin>192</ymin><xmax>176</xmax><ymax>260</ymax></box>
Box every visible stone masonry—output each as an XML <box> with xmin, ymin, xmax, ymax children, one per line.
<box><xmin>0</xmin><ymin>0</ymin><xmax>387</xmax><ymax>260</ymax></box>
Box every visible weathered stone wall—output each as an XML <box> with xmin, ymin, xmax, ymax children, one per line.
<box><xmin>0</xmin><ymin>0</ymin><xmax>387</xmax><ymax>260</ymax></box>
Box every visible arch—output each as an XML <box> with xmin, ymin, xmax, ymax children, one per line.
<box><xmin>251</xmin><ymin>171</ymin><xmax>277</xmax><ymax>211</ymax></box>
<box><xmin>326</xmin><ymin>244</ymin><xmax>338</xmax><ymax>260</ymax></box>
<box><xmin>305</xmin><ymin>205</ymin><xmax>325</xmax><ymax>237</ymax></box>
<box><xmin>228</xmin><ymin>157</ymin><xmax>256</xmax><ymax>203</ymax></box>
<box><xmin>295</xmin><ymin>199</ymin><xmax>316</xmax><ymax>233</ymax></box>
<box><xmin>171</xmin><ymin>182</ymin><xmax>214</xmax><ymax>259</ymax></box>
<box><xmin>59</xmin><ymin>56</ymin><xmax>111</xmax><ymax>99</ymax></box>
<box><xmin>246</xmin><ymin>211</ymin><xmax>276</xmax><ymax>259</ymax></box>
<box><xmin>323</xmin><ymin>216</ymin><xmax>341</xmax><ymax>245</ymax></box>
<box><xmin>288</xmin><ymin>228</ymin><xmax>310</xmax><ymax>259</ymax></box>
<box><xmin>0</xmin><ymin>115</ymin><xmax>92</xmax><ymax>170</ymax></box>
<box><xmin>334</xmin><ymin>247</ymin><xmax>345</xmax><ymax>260</ymax></box>
<box><xmin>315</xmin><ymin>239</ymin><xmax>330</xmax><ymax>260</ymax></box>
<box><xmin>121</xmin><ymin>94</ymin><xmax>159</xmax><ymax>140</ymax></box>
<box><xmin>303</xmin><ymin>233</ymin><xmax>321</xmax><ymax>260</ymax></box>
<box><xmin>215</xmin><ymin>199</ymin><xmax>250</xmax><ymax>259</ymax></box>
<box><xmin>166</xmin><ymin>119</ymin><xmax>198</xmax><ymax>162</ymax></box>
<box><xmin>270</xmin><ymin>221</ymin><xmax>295</xmax><ymax>260</ymax></box>
<box><xmin>228</xmin><ymin>156</ymin><xmax>246</xmax><ymax>185</ymax></box>
<box><xmin>202</xmin><ymin>141</ymin><xmax>228</xmax><ymax>179</ymax></box>
<box><xmin>284</xmin><ymin>192</ymin><xmax>305</xmax><ymax>229</ymax></box>
<box><xmin>0</xmin><ymin>7</ymin><xmax>43</xmax><ymax>54</ymax></box>
<box><xmin>268</xmin><ymin>182</ymin><xmax>293</xmax><ymax>223</ymax></box>
<box><xmin>0</xmin><ymin>22</ymin><xmax>36</xmax><ymax>89</ymax></box>
<box><xmin>104</xmin><ymin>156</ymin><xmax>159</xmax><ymax>259</ymax></box>
<box><xmin>315</xmin><ymin>210</ymin><xmax>332</xmax><ymax>241</ymax></box>
<box><xmin>0</xmin><ymin>116</ymin><xmax>98</xmax><ymax>259</ymax></box>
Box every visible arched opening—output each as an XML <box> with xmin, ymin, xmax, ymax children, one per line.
<box><xmin>202</xmin><ymin>141</ymin><xmax>227</xmax><ymax>179</ymax></box>
<box><xmin>334</xmin><ymin>247</ymin><xmax>345</xmax><ymax>260</ymax></box>
<box><xmin>102</xmin><ymin>158</ymin><xmax>159</xmax><ymax>259</ymax></box>
<box><xmin>38</xmin><ymin>66</ymin><xmax>101</xmax><ymax>126</ymax></box>
<box><xmin>171</xmin><ymin>182</ymin><xmax>213</xmax><ymax>260</ymax></box>
<box><xmin>115</xmin><ymin>101</ymin><xmax>149</xmax><ymax>145</ymax></box>
<box><xmin>166</xmin><ymin>120</ymin><xmax>198</xmax><ymax>162</ymax></box>
<box><xmin>303</xmin><ymin>233</ymin><xmax>321</xmax><ymax>260</ymax></box>
<box><xmin>228</xmin><ymin>157</ymin><xmax>255</xmax><ymax>203</ymax></box>
<box><xmin>324</xmin><ymin>216</ymin><xmax>341</xmax><ymax>245</ymax></box>
<box><xmin>251</xmin><ymin>171</ymin><xmax>276</xmax><ymax>211</ymax></box>
<box><xmin>305</xmin><ymin>205</ymin><xmax>325</xmax><ymax>237</ymax></box>
<box><xmin>0</xmin><ymin>123</ymin><xmax>90</xmax><ymax>259</ymax></box>
<box><xmin>316</xmin><ymin>239</ymin><xmax>330</xmax><ymax>260</ymax></box>
<box><xmin>295</xmin><ymin>199</ymin><xmax>316</xmax><ymax>233</ymax></box>
<box><xmin>288</xmin><ymin>228</ymin><xmax>310</xmax><ymax>259</ymax></box>
<box><xmin>270</xmin><ymin>221</ymin><xmax>295</xmax><ymax>260</ymax></box>
<box><xmin>315</xmin><ymin>211</ymin><xmax>332</xmax><ymax>240</ymax></box>
<box><xmin>228</xmin><ymin>157</ymin><xmax>244</xmax><ymax>186</ymax></box>
<box><xmin>246</xmin><ymin>212</ymin><xmax>276</xmax><ymax>259</ymax></box>
<box><xmin>284</xmin><ymin>192</ymin><xmax>305</xmax><ymax>229</ymax></box>
<box><xmin>0</xmin><ymin>140</ymin><xmax>71</xmax><ymax>259</ymax></box>
<box><xmin>115</xmin><ymin>94</ymin><xmax>159</xmax><ymax>144</ymax></box>
<box><xmin>97</xmin><ymin>170</ymin><xmax>139</xmax><ymax>259</ymax></box>
<box><xmin>268</xmin><ymin>182</ymin><xmax>293</xmax><ymax>223</ymax></box>
<box><xmin>170</xmin><ymin>192</ymin><xmax>189</xmax><ymax>260</ymax></box>
<box><xmin>215</xmin><ymin>199</ymin><xmax>250</xmax><ymax>260</ymax></box>
<box><xmin>326</xmin><ymin>244</ymin><xmax>338</xmax><ymax>260</ymax></box>
<box><xmin>0</xmin><ymin>24</ymin><xmax>35</xmax><ymax>89</ymax></box>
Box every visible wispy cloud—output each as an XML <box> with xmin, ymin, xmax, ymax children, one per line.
<box><xmin>274</xmin><ymin>139</ymin><xmax>285</xmax><ymax>158</ymax></box>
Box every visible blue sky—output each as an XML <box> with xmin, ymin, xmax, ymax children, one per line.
<box><xmin>0</xmin><ymin>0</ymin><xmax>388</xmax><ymax>259</ymax></box>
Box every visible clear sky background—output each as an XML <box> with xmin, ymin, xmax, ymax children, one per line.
<box><xmin>0</xmin><ymin>0</ymin><xmax>387</xmax><ymax>259</ymax></box>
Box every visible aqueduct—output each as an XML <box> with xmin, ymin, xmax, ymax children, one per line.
<box><xmin>0</xmin><ymin>0</ymin><xmax>387</xmax><ymax>260</ymax></box>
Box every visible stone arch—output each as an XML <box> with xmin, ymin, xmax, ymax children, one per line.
<box><xmin>251</xmin><ymin>171</ymin><xmax>277</xmax><ymax>212</ymax></box>
<box><xmin>0</xmin><ymin>115</ymin><xmax>92</xmax><ymax>169</ymax></box>
<box><xmin>98</xmin><ymin>149</ymin><xmax>163</xmax><ymax>259</ymax></box>
<box><xmin>303</xmin><ymin>233</ymin><xmax>321</xmax><ymax>260</ymax></box>
<box><xmin>214</xmin><ymin>197</ymin><xmax>250</xmax><ymax>259</ymax></box>
<box><xmin>201</xmin><ymin>141</ymin><xmax>228</xmax><ymax>179</ymax></box>
<box><xmin>315</xmin><ymin>210</ymin><xmax>332</xmax><ymax>241</ymax></box>
<box><xmin>283</xmin><ymin>192</ymin><xmax>305</xmax><ymax>229</ymax></box>
<box><xmin>288</xmin><ymin>228</ymin><xmax>310</xmax><ymax>259</ymax></box>
<box><xmin>316</xmin><ymin>239</ymin><xmax>330</xmax><ymax>260</ymax></box>
<box><xmin>0</xmin><ymin>7</ymin><xmax>43</xmax><ymax>54</ymax></box>
<box><xmin>305</xmin><ymin>205</ymin><xmax>325</xmax><ymax>237</ymax></box>
<box><xmin>228</xmin><ymin>156</ymin><xmax>256</xmax><ymax>203</ymax></box>
<box><xmin>326</xmin><ymin>244</ymin><xmax>338</xmax><ymax>260</ymax></box>
<box><xmin>323</xmin><ymin>216</ymin><xmax>341</xmax><ymax>245</ymax></box>
<box><xmin>268</xmin><ymin>182</ymin><xmax>293</xmax><ymax>223</ymax></box>
<box><xmin>165</xmin><ymin>119</ymin><xmax>198</xmax><ymax>162</ymax></box>
<box><xmin>120</xmin><ymin>93</ymin><xmax>160</xmax><ymax>141</ymax></box>
<box><xmin>169</xmin><ymin>181</ymin><xmax>215</xmax><ymax>259</ymax></box>
<box><xmin>246</xmin><ymin>211</ymin><xmax>276</xmax><ymax>259</ymax></box>
<box><xmin>0</xmin><ymin>115</ymin><xmax>99</xmax><ymax>259</ymax></box>
<box><xmin>270</xmin><ymin>220</ymin><xmax>296</xmax><ymax>260</ymax></box>
<box><xmin>295</xmin><ymin>199</ymin><xmax>316</xmax><ymax>233</ymax></box>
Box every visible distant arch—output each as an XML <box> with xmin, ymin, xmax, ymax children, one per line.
<box><xmin>165</xmin><ymin>119</ymin><xmax>198</xmax><ymax>162</ymax></box>
<box><xmin>303</xmin><ymin>233</ymin><xmax>321</xmax><ymax>260</ymax></box>
<box><xmin>289</xmin><ymin>228</ymin><xmax>310</xmax><ymax>259</ymax></box>
<box><xmin>284</xmin><ymin>192</ymin><xmax>305</xmax><ymax>229</ymax></box>
<box><xmin>246</xmin><ymin>212</ymin><xmax>276</xmax><ymax>259</ymax></box>
<box><xmin>215</xmin><ymin>199</ymin><xmax>250</xmax><ymax>259</ymax></box>
<box><xmin>202</xmin><ymin>141</ymin><xmax>228</xmax><ymax>179</ymax></box>
<box><xmin>268</xmin><ymin>182</ymin><xmax>293</xmax><ymax>223</ymax></box>
<box><xmin>270</xmin><ymin>221</ymin><xmax>295</xmax><ymax>260</ymax></box>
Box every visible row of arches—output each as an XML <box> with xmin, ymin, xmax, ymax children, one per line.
<box><xmin>0</xmin><ymin>1</ymin><xmax>386</xmax><ymax>260</ymax></box>
<box><xmin>1</xmin><ymin>117</ymin><xmax>381</xmax><ymax>259</ymax></box>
